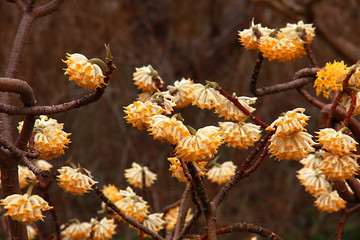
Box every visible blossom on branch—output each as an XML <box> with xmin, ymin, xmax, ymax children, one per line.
<box><xmin>167</xmin><ymin>78</ymin><xmax>194</xmax><ymax>108</ymax></box>
<box><xmin>124</xmin><ymin>162</ymin><xmax>157</xmax><ymax>188</ymax></box>
<box><xmin>143</xmin><ymin>213</ymin><xmax>165</xmax><ymax>234</ymax></box>
<box><xmin>63</xmin><ymin>53</ymin><xmax>106</xmax><ymax>90</ymax></box>
<box><xmin>191</xmin><ymin>83</ymin><xmax>225</xmax><ymax>110</ymax></box>
<box><xmin>215</xmin><ymin>95</ymin><xmax>257</xmax><ymax>121</ymax></box>
<box><xmin>314</xmin><ymin>189</ymin><xmax>346</xmax><ymax>212</ymax></box>
<box><xmin>168</xmin><ymin>157</ymin><xmax>207</xmax><ymax>183</ymax></box>
<box><xmin>318</xmin><ymin>152</ymin><xmax>359</xmax><ymax>181</ymax></box>
<box><xmin>238</xmin><ymin>20</ymin><xmax>272</xmax><ymax>50</ymax></box>
<box><xmin>206</xmin><ymin>161</ymin><xmax>237</xmax><ymax>184</ymax></box>
<box><xmin>57</xmin><ymin>166</ymin><xmax>97</xmax><ymax>195</ymax></box>
<box><xmin>317</xmin><ymin>128</ymin><xmax>357</xmax><ymax>155</ymax></box>
<box><xmin>219</xmin><ymin>121</ymin><xmax>261</xmax><ymax>149</ymax></box>
<box><xmin>164</xmin><ymin>206</ymin><xmax>193</xmax><ymax>231</ymax></box>
<box><xmin>61</xmin><ymin>220</ymin><xmax>92</xmax><ymax>240</ymax></box>
<box><xmin>90</xmin><ymin>217</ymin><xmax>117</xmax><ymax>240</ymax></box>
<box><xmin>133</xmin><ymin>65</ymin><xmax>164</xmax><ymax>92</ymax></box>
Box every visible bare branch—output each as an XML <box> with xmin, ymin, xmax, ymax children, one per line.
<box><xmin>31</xmin><ymin>0</ymin><xmax>65</xmax><ymax>18</ymax></box>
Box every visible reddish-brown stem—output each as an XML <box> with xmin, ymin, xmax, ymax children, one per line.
<box><xmin>162</xmin><ymin>200</ymin><xmax>181</xmax><ymax>213</ymax></box>
<box><xmin>326</xmin><ymin>68</ymin><xmax>356</xmax><ymax>127</ymax></box>
<box><xmin>250</xmin><ymin>52</ymin><xmax>264</xmax><ymax>96</ymax></box>
<box><xmin>297</xmin><ymin>87</ymin><xmax>326</xmax><ymax>109</ymax></box>
<box><xmin>173</xmin><ymin>184</ymin><xmax>191</xmax><ymax>239</ymax></box>
<box><xmin>302</xmin><ymin>37</ymin><xmax>319</xmax><ymax>68</ymax></box>
<box><xmin>334</xmin><ymin>181</ymin><xmax>358</xmax><ymax>203</ymax></box>
<box><xmin>175</xmin><ymin>210</ymin><xmax>201</xmax><ymax>240</ymax></box>
<box><xmin>91</xmin><ymin>183</ymin><xmax>165</xmax><ymax>240</ymax></box>
<box><xmin>139</xmin><ymin>231</ymin><xmax>145</xmax><ymax>240</ymax></box>
<box><xmin>343</xmin><ymin>90</ymin><xmax>356</xmax><ymax>126</ymax></box>
<box><xmin>218</xmin><ymin>88</ymin><xmax>268</xmax><ymax>129</ymax></box>
<box><xmin>346</xmin><ymin>178</ymin><xmax>360</xmax><ymax>201</ymax></box>
<box><xmin>212</xmin><ymin>132</ymin><xmax>272</xmax><ymax>208</ymax></box>
<box><xmin>334</xmin><ymin>204</ymin><xmax>360</xmax><ymax>240</ymax></box>
<box><xmin>194</xmin><ymin>221</ymin><xmax>283</xmax><ymax>240</ymax></box>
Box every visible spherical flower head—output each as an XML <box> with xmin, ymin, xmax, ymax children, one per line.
<box><xmin>219</xmin><ymin>121</ymin><xmax>261</xmax><ymax>149</ymax></box>
<box><xmin>318</xmin><ymin>152</ymin><xmax>360</xmax><ymax>181</ymax></box>
<box><xmin>63</xmin><ymin>53</ymin><xmax>106</xmax><ymax>90</ymax></box>
<box><xmin>207</xmin><ymin>161</ymin><xmax>237</xmax><ymax>184</ymax></box>
<box><xmin>280</xmin><ymin>21</ymin><xmax>315</xmax><ymax>44</ymax></box>
<box><xmin>191</xmin><ymin>83</ymin><xmax>225</xmax><ymax>110</ymax></box>
<box><xmin>168</xmin><ymin>157</ymin><xmax>207</xmax><ymax>183</ymax></box>
<box><xmin>27</xmin><ymin>225</ymin><xmax>37</xmax><ymax>240</ymax></box>
<box><xmin>147</xmin><ymin>114</ymin><xmax>190</xmax><ymax>145</ymax></box>
<box><xmin>266</xmin><ymin>108</ymin><xmax>309</xmax><ymax>134</ymax></box>
<box><xmin>57</xmin><ymin>166</ymin><xmax>97</xmax><ymax>195</ymax></box>
<box><xmin>133</xmin><ymin>65</ymin><xmax>164</xmax><ymax>92</ymax></box>
<box><xmin>143</xmin><ymin>213</ymin><xmax>165</xmax><ymax>233</ymax></box>
<box><xmin>315</xmin><ymin>189</ymin><xmax>346</xmax><ymax>212</ymax></box>
<box><xmin>175</xmin><ymin>126</ymin><xmax>223</xmax><ymax>162</ymax></box>
<box><xmin>269</xmin><ymin>131</ymin><xmax>315</xmax><ymax>160</ymax></box>
<box><xmin>18</xmin><ymin>115</ymin><xmax>71</xmax><ymax>160</ymax></box>
<box><xmin>215</xmin><ymin>95</ymin><xmax>257</xmax><ymax>121</ymax></box>
<box><xmin>258</xmin><ymin>32</ymin><xmax>305</xmax><ymax>62</ymax></box>
<box><xmin>124</xmin><ymin>100</ymin><xmax>165</xmax><ymax>130</ymax></box>
<box><xmin>338</xmin><ymin>91</ymin><xmax>360</xmax><ymax>116</ymax></box>
<box><xmin>314</xmin><ymin>61</ymin><xmax>348</xmax><ymax>98</ymax></box>
<box><xmin>90</xmin><ymin>217</ymin><xmax>117</xmax><ymax>240</ymax></box>
<box><xmin>1</xmin><ymin>192</ymin><xmax>52</xmax><ymax>224</ymax></box>
<box><xmin>115</xmin><ymin>187</ymin><xmax>149</xmax><ymax>222</ymax></box>
<box><xmin>297</xmin><ymin>166</ymin><xmax>331</xmax><ymax>195</ymax></box>
<box><xmin>300</xmin><ymin>151</ymin><xmax>324</xmax><ymax>169</ymax></box>
<box><xmin>164</xmin><ymin>206</ymin><xmax>193</xmax><ymax>231</ymax></box>
<box><xmin>103</xmin><ymin>184</ymin><xmax>122</xmax><ymax>203</ymax></box>
<box><xmin>61</xmin><ymin>220</ymin><xmax>92</xmax><ymax>240</ymax></box>
<box><xmin>238</xmin><ymin>20</ymin><xmax>273</xmax><ymax>50</ymax></box>
<box><xmin>317</xmin><ymin>128</ymin><xmax>357</xmax><ymax>155</ymax></box>
<box><xmin>167</xmin><ymin>78</ymin><xmax>195</xmax><ymax>108</ymax></box>
<box><xmin>18</xmin><ymin>166</ymin><xmax>36</xmax><ymax>189</ymax></box>
<box><xmin>150</xmin><ymin>91</ymin><xmax>176</xmax><ymax>114</ymax></box>
<box><xmin>124</xmin><ymin>162</ymin><xmax>157</xmax><ymax>188</ymax></box>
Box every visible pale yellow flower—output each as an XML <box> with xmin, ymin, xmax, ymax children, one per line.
<box><xmin>297</xmin><ymin>167</ymin><xmax>331</xmax><ymax>195</ymax></box>
<box><xmin>318</xmin><ymin>152</ymin><xmax>360</xmax><ymax>181</ymax></box>
<box><xmin>124</xmin><ymin>101</ymin><xmax>165</xmax><ymax>130</ymax></box>
<box><xmin>168</xmin><ymin>157</ymin><xmax>207</xmax><ymax>183</ymax></box>
<box><xmin>27</xmin><ymin>225</ymin><xmax>37</xmax><ymax>240</ymax></box>
<box><xmin>219</xmin><ymin>121</ymin><xmax>261</xmax><ymax>149</ymax></box>
<box><xmin>63</xmin><ymin>53</ymin><xmax>106</xmax><ymax>90</ymax></box>
<box><xmin>137</xmin><ymin>92</ymin><xmax>153</xmax><ymax>102</ymax></box>
<box><xmin>61</xmin><ymin>220</ymin><xmax>92</xmax><ymax>240</ymax></box>
<box><xmin>133</xmin><ymin>65</ymin><xmax>163</xmax><ymax>92</ymax></box>
<box><xmin>103</xmin><ymin>184</ymin><xmax>122</xmax><ymax>203</ymax></box>
<box><xmin>1</xmin><ymin>192</ymin><xmax>52</xmax><ymax>224</ymax></box>
<box><xmin>238</xmin><ymin>20</ymin><xmax>273</xmax><ymax>50</ymax></box>
<box><xmin>167</xmin><ymin>78</ymin><xmax>194</xmax><ymax>108</ymax></box>
<box><xmin>175</xmin><ymin>126</ymin><xmax>223</xmax><ymax>162</ymax></box>
<box><xmin>317</xmin><ymin>128</ymin><xmax>357</xmax><ymax>155</ymax></box>
<box><xmin>147</xmin><ymin>114</ymin><xmax>190</xmax><ymax>145</ymax></box>
<box><xmin>314</xmin><ymin>61</ymin><xmax>348</xmax><ymax>98</ymax></box>
<box><xmin>300</xmin><ymin>151</ymin><xmax>323</xmax><ymax>169</ymax></box>
<box><xmin>280</xmin><ymin>21</ymin><xmax>315</xmax><ymax>44</ymax></box>
<box><xmin>115</xmin><ymin>187</ymin><xmax>149</xmax><ymax>223</ymax></box>
<box><xmin>124</xmin><ymin>162</ymin><xmax>157</xmax><ymax>188</ymax></box>
<box><xmin>57</xmin><ymin>166</ymin><xmax>97</xmax><ymax>195</ymax></box>
<box><xmin>266</xmin><ymin>108</ymin><xmax>309</xmax><ymax>134</ymax></box>
<box><xmin>143</xmin><ymin>213</ymin><xmax>165</xmax><ymax>233</ymax></box>
<box><xmin>314</xmin><ymin>189</ymin><xmax>346</xmax><ymax>212</ymax></box>
<box><xmin>215</xmin><ymin>95</ymin><xmax>257</xmax><ymax>121</ymax></box>
<box><xmin>164</xmin><ymin>206</ymin><xmax>193</xmax><ymax>231</ymax></box>
<box><xmin>259</xmin><ymin>33</ymin><xmax>305</xmax><ymax>62</ymax></box>
<box><xmin>206</xmin><ymin>161</ymin><xmax>237</xmax><ymax>184</ymax></box>
<box><xmin>150</xmin><ymin>91</ymin><xmax>176</xmax><ymax>114</ymax></box>
<box><xmin>268</xmin><ymin>131</ymin><xmax>315</xmax><ymax>160</ymax></box>
<box><xmin>90</xmin><ymin>217</ymin><xmax>117</xmax><ymax>240</ymax></box>
<box><xmin>191</xmin><ymin>83</ymin><xmax>225</xmax><ymax>110</ymax></box>
<box><xmin>18</xmin><ymin>166</ymin><xmax>36</xmax><ymax>189</ymax></box>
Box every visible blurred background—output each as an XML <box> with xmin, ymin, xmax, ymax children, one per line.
<box><xmin>1</xmin><ymin>0</ymin><xmax>360</xmax><ymax>239</ymax></box>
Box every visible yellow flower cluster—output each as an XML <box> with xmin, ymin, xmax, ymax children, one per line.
<box><xmin>133</xmin><ymin>65</ymin><xmax>164</xmax><ymax>92</ymax></box>
<box><xmin>63</xmin><ymin>53</ymin><xmax>106</xmax><ymax>90</ymax></box>
<box><xmin>215</xmin><ymin>95</ymin><xmax>257</xmax><ymax>121</ymax></box>
<box><xmin>1</xmin><ymin>192</ymin><xmax>52</xmax><ymax>223</ymax></box>
<box><xmin>124</xmin><ymin>162</ymin><xmax>157</xmax><ymax>188</ymax></box>
<box><xmin>18</xmin><ymin>115</ymin><xmax>71</xmax><ymax>160</ymax></box>
<box><xmin>314</xmin><ymin>61</ymin><xmax>348</xmax><ymax>98</ymax></box>
<box><xmin>168</xmin><ymin>157</ymin><xmax>207</xmax><ymax>183</ymax></box>
<box><xmin>90</xmin><ymin>217</ymin><xmax>117</xmax><ymax>240</ymax></box>
<box><xmin>239</xmin><ymin>20</ymin><xmax>315</xmax><ymax>62</ymax></box>
<box><xmin>317</xmin><ymin>128</ymin><xmax>357</xmax><ymax>155</ymax></box>
<box><xmin>143</xmin><ymin>213</ymin><xmax>165</xmax><ymax>234</ymax></box>
<box><xmin>219</xmin><ymin>121</ymin><xmax>261</xmax><ymax>149</ymax></box>
<box><xmin>164</xmin><ymin>206</ymin><xmax>193</xmax><ymax>231</ymax></box>
<box><xmin>206</xmin><ymin>161</ymin><xmax>237</xmax><ymax>184</ymax></box>
<box><xmin>267</xmin><ymin>108</ymin><xmax>315</xmax><ymax>160</ymax></box>
<box><xmin>124</xmin><ymin>101</ymin><xmax>165</xmax><ymax>130</ymax></box>
<box><xmin>167</xmin><ymin>78</ymin><xmax>195</xmax><ymax>108</ymax></box>
<box><xmin>115</xmin><ymin>187</ymin><xmax>149</xmax><ymax>222</ymax></box>
<box><xmin>57</xmin><ymin>166</ymin><xmax>97</xmax><ymax>195</ymax></box>
<box><xmin>175</xmin><ymin>126</ymin><xmax>223</xmax><ymax>162</ymax></box>
<box><xmin>191</xmin><ymin>83</ymin><xmax>225</xmax><ymax>110</ymax></box>
<box><xmin>19</xmin><ymin>160</ymin><xmax>53</xmax><ymax>189</ymax></box>
<box><xmin>61</xmin><ymin>220</ymin><xmax>92</xmax><ymax>240</ymax></box>
<box><xmin>297</xmin><ymin>152</ymin><xmax>346</xmax><ymax>212</ymax></box>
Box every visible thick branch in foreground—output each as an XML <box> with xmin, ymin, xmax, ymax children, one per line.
<box><xmin>91</xmin><ymin>184</ymin><xmax>165</xmax><ymax>240</ymax></box>
<box><xmin>196</xmin><ymin>221</ymin><xmax>283</xmax><ymax>240</ymax></box>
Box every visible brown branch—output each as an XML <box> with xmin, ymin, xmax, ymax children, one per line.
<box><xmin>162</xmin><ymin>200</ymin><xmax>181</xmax><ymax>213</ymax></box>
<box><xmin>91</xmin><ymin>183</ymin><xmax>165</xmax><ymax>240</ymax></box>
<box><xmin>334</xmin><ymin>204</ymin><xmax>360</xmax><ymax>240</ymax></box>
<box><xmin>297</xmin><ymin>87</ymin><xmax>326</xmax><ymax>109</ymax></box>
<box><xmin>250</xmin><ymin>52</ymin><xmax>264</xmax><ymax>96</ymax></box>
<box><xmin>173</xmin><ymin>183</ymin><xmax>191</xmax><ymax>239</ymax></box>
<box><xmin>218</xmin><ymin>88</ymin><xmax>268</xmax><ymax>129</ymax></box>
<box><xmin>212</xmin><ymin>132</ymin><xmax>272</xmax><ymax>208</ymax></box>
<box><xmin>31</xmin><ymin>0</ymin><xmax>65</xmax><ymax>18</ymax></box>
<box><xmin>343</xmin><ymin>90</ymin><xmax>356</xmax><ymax>126</ymax></box>
<box><xmin>195</xmin><ymin>221</ymin><xmax>283</xmax><ymax>240</ymax></box>
<box><xmin>334</xmin><ymin>181</ymin><xmax>358</xmax><ymax>204</ymax></box>
<box><xmin>346</xmin><ymin>178</ymin><xmax>360</xmax><ymax>201</ymax></box>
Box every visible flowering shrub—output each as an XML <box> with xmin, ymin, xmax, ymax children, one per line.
<box><xmin>1</xmin><ymin>1</ymin><xmax>360</xmax><ymax>240</ymax></box>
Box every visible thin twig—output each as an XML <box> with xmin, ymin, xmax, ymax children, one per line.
<box><xmin>250</xmin><ymin>52</ymin><xmax>264</xmax><ymax>96</ymax></box>
<box><xmin>334</xmin><ymin>204</ymin><xmax>360</xmax><ymax>240</ymax></box>
<box><xmin>343</xmin><ymin>90</ymin><xmax>356</xmax><ymax>126</ymax></box>
<box><xmin>175</xmin><ymin>210</ymin><xmax>201</xmax><ymax>240</ymax></box>
<box><xmin>173</xmin><ymin>184</ymin><xmax>191</xmax><ymax>239</ymax></box>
